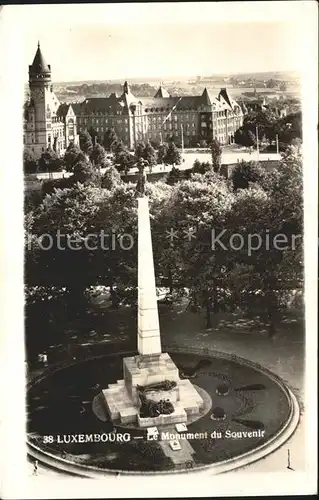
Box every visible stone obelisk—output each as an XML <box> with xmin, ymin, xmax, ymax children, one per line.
<box><xmin>137</xmin><ymin>197</ymin><xmax>162</xmax><ymax>355</ymax></box>
<box><xmin>101</xmin><ymin>168</ymin><xmax>204</xmax><ymax>426</ymax></box>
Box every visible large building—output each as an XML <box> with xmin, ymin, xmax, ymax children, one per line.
<box><xmin>24</xmin><ymin>43</ymin><xmax>79</xmax><ymax>157</ymax></box>
<box><xmin>24</xmin><ymin>44</ymin><xmax>244</xmax><ymax>156</ymax></box>
<box><xmin>74</xmin><ymin>83</ymin><xmax>244</xmax><ymax>149</ymax></box>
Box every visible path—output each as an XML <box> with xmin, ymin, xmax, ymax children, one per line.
<box><xmin>34</xmin><ymin>151</ymin><xmax>281</xmax><ymax>181</ymax></box>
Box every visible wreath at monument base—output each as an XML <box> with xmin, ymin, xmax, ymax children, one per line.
<box><xmin>139</xmin><ymin>396</ymin><xmax>175</xmax><ymax>418</ymax></box>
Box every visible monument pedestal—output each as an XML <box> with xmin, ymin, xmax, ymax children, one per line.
<box><xmin>102</xmin><ymin>352</ymin><xmax>204</xmax><ymax>426</ymax></box>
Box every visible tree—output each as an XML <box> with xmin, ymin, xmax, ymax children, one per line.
<box><xmin>135</xmin><ymin>142</ymin><xmax>146</xmax><ymax>162</ymax></box>
<box><xmin>158</xmin><ymin>144</ymin><xmax>168</xmax><ymax>164</ymax></box>
<box><xmin>153</xmin><ymin>178</ymin><xmax>234</xmax><ymax>327</ymax></box>
<box><xmin>90</xmin><ymin>143</ymin><xmax>109</xmax><ymax>168</ymax></box>
<box><xmin>164</xmin><ymin>142</ymin><xmax>181</xmax><ymax>166</ymax></box>
<box><xmin>24</xmin><ymin>149</ymin><xmax>38</xmax><ymax>174</ymax></box>
<box><xmin>242</xmin><ymin>108</ymin><xmax>277</xmax><ymax>144</ymax></box>
<box><xmin>79</xmin><ymin>130</ymin><xmax>93</xmax><ymax>155</ymax></box>
<box><xmin>166</xmin><ymin>166</ymin><xmax>182</xmax><ymax>185</ymax></box>
<box><xmin>112</xmin><ymin>140</ymin><xmax>126</xmax><ymax>155</ymax></box>
<box><xmin>227</xmin><ymin>148</ymin><xmax>303</xmax><ymax>337</ymax></box>
<box><xmin>134</xmin><ymin>141</ymin><xmax>157</xmax><ymax>168</ymax></box>
<box><xmin>192</xmin><ymin>160</ymin><xmax>211</xmax><ymax>175</ymax></box>
<box><xmin>26</xmin><ymin>183</ymin><xmax>102</xmax><ymax>278</ymax></box>
<box><xmin>64</xmin><ymin>142</ymin><xmax>85</xmax><ymax>172</ymax></box>
<box><xmin>103</xmin><ymin>128</ymin><xmax>118</xmax><ymax>152</ymax></box>
<box><xmin>73</xmin><ymin>158</ymin><xmax>101</xmax><ymax>186</ymax></box>
<box><xmin>264</xmin><ymin>120</ymin><xmax>281</xmax><ymax>145</ymax></box>
<box><xmin>232</xmin><ymin>161</ymin><xmax>265</xmax><ymax>191</ymax></box>
<box><xmin>210</xmin><ymin>139</ymin><xmax>222</xmax><ymax>173</ymax></box>
<box><xmin>101</xmin><ymin>165</ymin><xmax>122</xmax><ymax>190</ymax></box>
<box><xmin>114</xmin><ymin>150</ymin><xmax>134</xmax><ymax>174</ymax></box>
<box><xmin>266</xmin><ymin>78</ymin><xmax>277</xmax><ymax>89</ymax></box>
<box><xmin>150</xmin><ymin>139</ymin><xmax>161</xmax><ymax>149</ymax></box>
<box><xmin>234</xmin><ymin>127</ymin><xmax>256</xmax><ymax>148</ymax></box>
<box><xmin>143</xmin><ymin>142</ymin><xmax>157</xmax><ymax>167</ymax></box>
<box><xmin>88</xmin><ymin>127</ymin><xmax>98</xmax><ymax>146</ymax></box>
<box><xmin>38</xmin><ymin>149</ymin><xmax>63</xmax><ymax>173</ymax></box>
<box><xmin>278</xmin><ymin>112</ymin><xmax>302</xmax><ymax>144</ymax></box>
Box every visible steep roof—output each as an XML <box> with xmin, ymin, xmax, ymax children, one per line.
<box><xmin>74</xmin><ymin>94</ymin><xmax>121</xmax><ymax>113</ymax></box>
<box><xmin>201</xmin><ymin>88</ymin><xmax>212</xmax><ymax>105</ymax></box>
<box><xmin>57</xmin><ymin>103</ymin><xmax>70</xmax><ymax>119</ymax></box>
<box><xmin>30</xmin><ymin>42</ymin><xmax>51</xmax><ymax>73</ymax></box>
<box><xmin>119</xmin><ymin>89</ymin><xmax>140</xmax><ymax>109</ymax></box>
<box><xmin>70</xmin><ymin>83</ymin><xmax>242</xmax><ymax>116</ymax></box>
<box><xmin>140</xmin><ymin>95</ymin><xmax>203</xmax><ymax>111</ymax></box>
<box><xmin>218</xmin><ymin>88</ymin><xmax>240</xmax><ymax>111</ymax></box>
<box><xmin>154</xmin><ymin>86</ymin><xmax>170</xmax><ymax>98</ymax></box>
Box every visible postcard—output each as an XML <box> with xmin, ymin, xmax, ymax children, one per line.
<box><xmin>0</xmin><ymin>1</ymin><xmax>317</xmax><ymax>498</ymax></box>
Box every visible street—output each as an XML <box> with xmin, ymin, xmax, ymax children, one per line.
<box><xmin>35</xmin><ymin>150</ymin><xmax>281</xmax><ymax>180</ymax></box>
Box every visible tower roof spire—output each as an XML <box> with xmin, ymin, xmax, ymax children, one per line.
<box><xmin>30</xmin><ymin>42</ymin><xmax>51</xmax><ymax>74</ymax></box>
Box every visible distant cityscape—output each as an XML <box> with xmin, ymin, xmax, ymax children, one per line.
<box><xmin>25</xmin><ymin>70</ymin><xmax>300</xmax><ymax>104</ymax></box>
<box><xmin>23</xmin><ymin>43</ymin><xmax>300</xmax><ymax>158</ymax></box>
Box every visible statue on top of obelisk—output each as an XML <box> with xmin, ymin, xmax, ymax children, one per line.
<box><xmin>136</xmin><ymin>158</ymin><xmax>149</xmax><ymax>196</ymax></box>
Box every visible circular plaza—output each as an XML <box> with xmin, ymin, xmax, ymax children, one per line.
<box><xmin>27</xmin><ymin>346</ymin><xmax>299</xmax><ymax>476</ymax></box>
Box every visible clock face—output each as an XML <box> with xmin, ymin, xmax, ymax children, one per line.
<box><xmin>33</xmin><ymin>88</ymin><xmax>44</xmax><ymax>99</ymax></box>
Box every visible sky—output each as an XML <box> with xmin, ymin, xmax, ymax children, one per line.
<box><xmin>6</xmin><ymin>2</ymin><xmax>312</xmax><ymax>82</ymax></box>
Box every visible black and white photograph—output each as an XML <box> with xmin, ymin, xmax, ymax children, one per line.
<box><xmin>0</xmin><ymin>1</ymin><xmax>317</xmax><ymax>498</ymax></box>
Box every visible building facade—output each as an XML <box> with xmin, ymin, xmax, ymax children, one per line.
<box><xmin>24</xmin><ymin>43</ymin><xmax>79</xmax><ymax>157</ymax></box>
<box><xmin>24</xmin><ymin>44</ymin><xmax>244</xmax><ymax>155</ymax></box>
<box><xmin>74</xmin><ymin>83</ymin><xmax>244</xmax><ymax>149</ymax></box>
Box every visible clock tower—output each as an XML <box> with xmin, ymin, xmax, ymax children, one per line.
<box><xmin>25</xmin><ymin>42</ymin><xmax>63</xmax><ymax>156</ymax></box>
<box><xmin>27</xmin><ymin>42</ymin><xmax>52</xmax><ymax>155</ymax></box>
<box><xmin>24</xmin><ymin>43</ymin><xmax>79</xmax><ymax>159</ymax></box>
